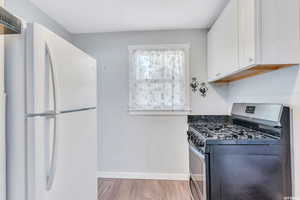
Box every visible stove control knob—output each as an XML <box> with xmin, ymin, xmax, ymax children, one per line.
<box><xmin>189</xmin><ymin>134</ymin><xmax>194</xmax><ymax>141</ymax></box>
<box><xmin>192</xmin><ymin>137</ymin><xmax>196</xmax><ymax>143</ymax></box>
<box><xmin>196</xmin><ymin>139</ymin><xmax>205</xmax><ymax>147</ymax></box>
<box><xmin>201</xmin><ymin>141</ymin><xmax>205</xmax><ymax>147</ymax></box>
<box><xmin>187</xmin><ymin>131</ymin><xmax>191</xmax><ymax>140</ymax></box>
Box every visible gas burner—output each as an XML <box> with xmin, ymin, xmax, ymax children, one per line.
<box><xmin>190</xmin><ymin>122</ymin><xmax>273</xmax><ymax>141</ymax></box>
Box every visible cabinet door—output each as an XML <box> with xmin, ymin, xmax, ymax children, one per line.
<box><xmin>238</xmin><ymin>0</ymin><xmax>256</xmax><ymax>68</ymax></box>
<box><xmin>207</xmin><ymin>25</ymin><xmax>219</xmax><ymax>80</ymax></box>
<box><xmin>207</xmin><ymin>0</ymin><xmax>239</xmax><ymax>81</ymax></box>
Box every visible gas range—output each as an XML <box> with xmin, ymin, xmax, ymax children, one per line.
<box><xmin>188</xmin><ymin>103</ymin><xmax>292</xmax><ymax>200</ymax></box>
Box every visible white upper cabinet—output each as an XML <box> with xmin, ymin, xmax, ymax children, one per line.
<box><xmin>238</xmin><ymin>0</ymin><xmax>256</xmax><ymax>68</ymax></box>
<box><xmin>207</xmin><ymin>0</ymin><xmax>300</xmax><ymax>82</ymax></box>
<box><xmin>207</xmin><ymin>24</ymin><xmax>218</xmax><ymax>79</ymax></box>
<box><xmin>259</xmin><ymin>0</ymin><xmax>300</xmax><ymax>64</ymax></box>
<box><xmin>208</xmin><ymin>0</ymin><xmax>238</xmax><ymax>80</ymax></box>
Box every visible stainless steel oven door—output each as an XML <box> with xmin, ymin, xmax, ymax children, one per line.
<box><xmin>189</xmin><ymin>143</ymin><xmax>207</xmax><ymax>200</ymax></box>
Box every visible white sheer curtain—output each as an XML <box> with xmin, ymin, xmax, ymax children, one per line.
<box><xmin>129</xmin><ymin>45</ymin><xmax>190</xmax><ymax>112</ymax></box>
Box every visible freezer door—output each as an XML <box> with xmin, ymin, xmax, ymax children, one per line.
<box><xmin>27</xmin><ymin>23</ymin><xmax>97</xmax><ymax>115</ymax></box>
<box><xmin>27</xmin><ymin>110</ymin><xmax>97</xmax><ymax>200</ymax></box>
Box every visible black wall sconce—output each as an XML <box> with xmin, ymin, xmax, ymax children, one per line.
<box><xmin>190</xmin><ymin>77</ymin><xmax>199</xmax><ymax>92</ymax></box>
<box><xmin>190</xmin><ymin>77</ymin><xmax>208</xmax><ymax>97</ymax></box>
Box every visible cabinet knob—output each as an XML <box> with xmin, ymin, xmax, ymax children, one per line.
<box><xmin>249</xmin><ymin>58</ymin><xmax>254</xmax><ymax>62</ymax></box>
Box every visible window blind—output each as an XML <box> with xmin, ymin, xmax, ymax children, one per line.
<box><xmin>129</xmin><ymin>45</ymin><xmax>190</xmax><ymax>113</ymax></box>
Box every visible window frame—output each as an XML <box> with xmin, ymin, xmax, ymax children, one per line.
<box><xmin>128</xmin><ymin>44</ymin><xmax>191</xmax><ymax>115</ymax></box>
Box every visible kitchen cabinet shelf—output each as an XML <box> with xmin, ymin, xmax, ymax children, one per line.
<box><xmin>213</xmin><ymin>64</ymin><xmax>295</xmax><ymax>83</ymax></box>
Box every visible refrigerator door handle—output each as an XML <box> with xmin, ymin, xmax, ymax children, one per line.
<box><xmin>45</xmin><ymin>42</ymin><xmax>59</xmax><ymax>112</ymax></box>
<box><xmin>26</xmin><ymin>111</ymin><xmax>57</xmax><ymax>118</ymax></box>
<box><xmin>46</xmin><ymin>116</ymin><xmax>58</xmax><ymax>190</ymax></box>
<box><xmin>45</xmin><ymin>43</ymin><xmax>59</xmax><ymax>191</ymax></box>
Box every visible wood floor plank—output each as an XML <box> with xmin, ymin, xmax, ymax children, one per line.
<box><xmin>98</xmin><ymin>178</ymin><xmax>191</xmax><ymax>200</ymax></box>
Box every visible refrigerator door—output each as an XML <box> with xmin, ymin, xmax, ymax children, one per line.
<box><xmin>26</xmin><ymin>23</ymin><xmax>97</xmax><ymax>200</ymax></box>
<box><xmin>0</xmin><ymin>93</ymin><xmax>6</xmax><ymax>200</ymax></box>
<box><xmin>27</xmin><ymin>110</ymin><xmax>97</xmax><ymax>200</ymax></box>
<box><xmin>49</xmin><ymin>111</ymin><xmax>97</xmax><ymax>200</ymax></box>
<box><xmin>27</xmin><ymin>23</ymin><xmax>97</xmax><ymax>116</ymax></box>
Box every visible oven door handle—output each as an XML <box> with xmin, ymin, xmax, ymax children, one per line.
<box><xmin>189</xmin><ymin>143</ymin><xmax>205</xmax><ymax>159</ymax></box>
<box><xmin>189</xmin><ymin>143</ymin><xmax>207</xmax><ymax>200</ymax></box>
<box><xmin>188</xmin><ymin>178</ymin><xmax>195</xmax><ymax>200</ymax></box>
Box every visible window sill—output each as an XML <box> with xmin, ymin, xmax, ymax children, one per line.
<box><xmin>128</xmin><ymin>110</ymin><xmax>191</xmax><ymax>116</ymax></box>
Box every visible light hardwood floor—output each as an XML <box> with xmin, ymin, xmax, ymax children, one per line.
<box><xmin>98</xmin><ymin>178</ymin><xmax>191</xmax><ymax>200</ymax></box>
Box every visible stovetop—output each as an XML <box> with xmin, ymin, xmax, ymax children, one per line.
<box><xmin>190</xmin><ymin>122</ymin><xmax>277</xmax><ymax>140</ymax></box>
<box><xmin>188</xmin><ymin>116</ymin><xmax>280</xmax><ymax>149</ymax></box>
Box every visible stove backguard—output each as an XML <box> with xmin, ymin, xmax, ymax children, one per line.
<box><xmin>231</xmin><ymin>103</ymin><xmax>283</xmax><ymax>127</ymax></box>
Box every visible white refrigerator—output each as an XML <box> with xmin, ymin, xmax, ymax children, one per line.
<box><xmin>0</xmin><ymin>9</ymin><xmax>6</xmax><ymax>200</ymax></box>
<box><xmin>6</xmin><ymin>23</ymin><xmax>97</xmax><ymax>200</ymax></box>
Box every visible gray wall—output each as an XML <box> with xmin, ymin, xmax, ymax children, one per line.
<box><xmin>5</xmin><ymin>0</ymin><xmax>71</xmax><ymax>42</ymax></box>
<box><xmin>227</xmin><ymin>65</ymin><xmax>300</xmax><ymax>197</ymax></box>
<box><xmin>72</xmin><ymin>29</ymin><xmax>228</xmax><ymax>176</ymax></box>
<box><xmin>4</xmin><ymin>1</ymin><xmax>71</xmax><ymax>200</ymax></box>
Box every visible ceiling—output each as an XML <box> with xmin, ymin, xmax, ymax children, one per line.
<box><xmin>29</xmin><ymin>0</ymin><xmax>229</xmax><ymax>34</ymax></box>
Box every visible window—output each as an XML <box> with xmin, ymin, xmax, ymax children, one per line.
<box><xmin>128</xmin><ymin>44</ymin><xmax>190</xmax><ymax>114</ymax></box>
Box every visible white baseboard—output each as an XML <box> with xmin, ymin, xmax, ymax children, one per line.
<box><xmin>97</xmin><ymin>171</ymin><xmax>189</xmax><ymax>181</ymax></box>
